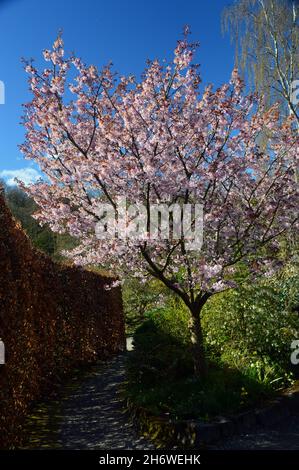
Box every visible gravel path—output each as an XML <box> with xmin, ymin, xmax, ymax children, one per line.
<box><xmin>23</xmin><ymin>354</ymin><xmax>154</xmax><ymax>450</ymax></box>
<box><xmin>23</xmin><ymin>350</ymin><xmax>299</xmax><ymax>450</ymax></box>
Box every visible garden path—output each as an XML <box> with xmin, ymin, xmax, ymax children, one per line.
<box><xmin>23</xmin><ymin>353</ymin><xmax>154</xmax><ymax>450</ymax></box>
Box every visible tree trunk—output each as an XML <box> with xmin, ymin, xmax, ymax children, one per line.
<box><xmin>188</xmin><ymin>307</ymin><xmax>207</xmax><ymax>379</ymax></box>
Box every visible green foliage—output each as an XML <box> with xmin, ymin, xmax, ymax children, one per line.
<box><xmin>126</xmin><ymin>306</ymin><xmax>277</xmax><ymax>421</ymax></box>
<box><xmin>273</xmin><ymin>262</ymin><xmax>299</xmax><ymax>314</ymax></box>
<box><xmin>219</xmin><ymin>349</ymin><xmax>293</xmax><ymax>390</ymax></box>
<box><xmin>3</xmin><ymin>184</ymin><xmax>76</xmax><ymax>259</ymax></box>
<box><xmin>123</xmin><ymin>278</ymin><xmax>166</xmax><ymax>334</ymax></box>
<box><xmin>202</xmin><ymin>274</ymin><xmax>299</xmax><ymax>374</ymax></box>
<box><xmin>129</xmin><ymin>305</ymin><xmax>192</xmax><ymax>385</ymax></box>
<box><xmin>126</xmin><ymin>265</ymin><xmax>299</xmax><ymax>420</ymax></box>
<box><xmin>123</xmin><ymin>277</ymin><xmax>180</xmax><ymax>334</ymax></box>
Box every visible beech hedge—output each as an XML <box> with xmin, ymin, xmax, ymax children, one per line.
<box><xmin>0</xmin><ymin>192</ymin><xmax>125</xmax><ymax>448</ymax></box>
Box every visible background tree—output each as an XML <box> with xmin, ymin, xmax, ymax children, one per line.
<box><xmin>0</xmin><ymin>180</ymin><xmax>75</xmax><ymax>259</ymax></box>
<box><xmin>20</xmin><ymin>34</ymin><xmax>298</xmax><ymax>377</ymax></box>
<box><xmin>222</xmin><ymin>0</ymin><xmax>299</xmax><ymax>123</ymax></box>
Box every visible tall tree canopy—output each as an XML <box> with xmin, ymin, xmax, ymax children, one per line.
<box><xmin>20</xmin><ymin>34</ymin><xmax>298</xmax><ymax>376</ymax></box>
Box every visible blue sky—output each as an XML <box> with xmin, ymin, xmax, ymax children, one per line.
<box><xmin>0</xmin><ymin>0</ymin><xmax>235</xmax><ymax>186</ymax></box>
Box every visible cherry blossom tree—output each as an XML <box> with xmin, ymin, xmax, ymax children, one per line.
<box><xmin>20</xmin><ymin>32</ymin><xmax>298</xmax><ymax>377</ymax></box>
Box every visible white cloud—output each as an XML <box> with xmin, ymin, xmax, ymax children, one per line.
<box><xmin>0</xmin><ymin>168</ymin><xmax>41</xmax><ymax>186</ymax></box>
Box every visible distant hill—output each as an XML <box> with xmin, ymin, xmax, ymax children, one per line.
<box><xmin>0</xmin><ymin>180</ymin><xmax>76</xmax><ymax>260</ymax></box>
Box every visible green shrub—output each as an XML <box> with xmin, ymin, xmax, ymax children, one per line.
<box><xmin>123</xmin><ymin>278</ymin><xmax>171</xmax><ymax>335</ymax></box>
<box><xmin>126</xmin><ymin>306</ymin><xmax>278</xmax><ymax>420</ymax></box>
<box><xmin>128</xmin><ymin>305</ymin><xmax>192</xmax><ymax>385</ymax></box>
<box><xmin>202</xmin><ymin>276</ymin><xmax>299</xmax><ymax>372</ymax></box>
<box><xmin>125</xmin><ymin>265</ymin><xmax>299</xmax><ymax>420</ymax></box>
